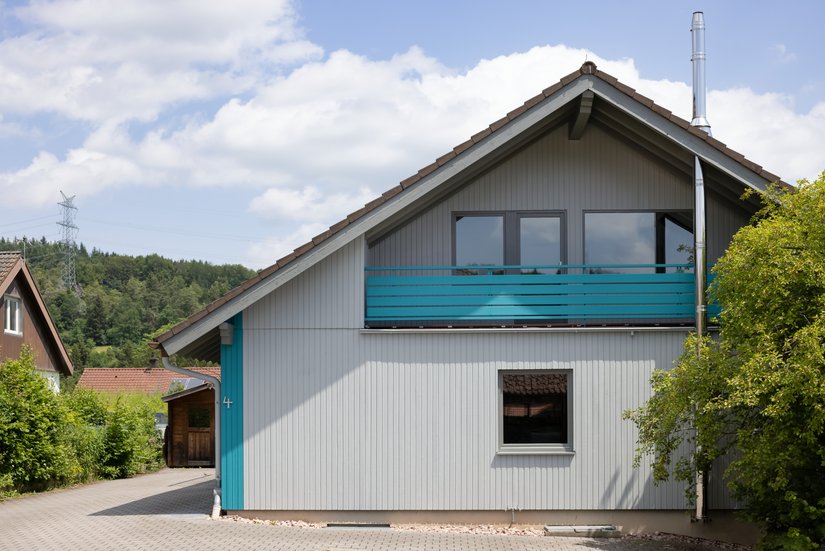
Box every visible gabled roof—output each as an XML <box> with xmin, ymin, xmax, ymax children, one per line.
<box><xmin>154</xmin><ymin>62</ymin><xmax>787</xmax><ymax>361</ymax></box>
<box><xmin>0</xmin><ymin>251</ymin><xmax>73</xmax><ymax>376</ymax></box>
<box><xmin>78</xmin><ymin>367</ymin><xmax>221</xmax><ymax>393</ymax></box>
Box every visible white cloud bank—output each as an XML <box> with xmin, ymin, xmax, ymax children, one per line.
<box><xmin>1</xmin><ymin>1</ymin><xmax>824</xmax><ymax>267</ymax></box>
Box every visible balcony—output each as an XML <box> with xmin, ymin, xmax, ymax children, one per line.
<box><xmin>365</xmin><ymin>264</ymin><xmax>718</xmax><ymax>328</ymax></box>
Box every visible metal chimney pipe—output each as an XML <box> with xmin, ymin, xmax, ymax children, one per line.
<box><xmin>691</xmin><ymin>10</ymin><xmax>709</xmax><ymax>525</ymax></box>
<box><xmin>691</xmin><ymin>11</ymin><xmax>711</xmax><ymax>135</ymax></box>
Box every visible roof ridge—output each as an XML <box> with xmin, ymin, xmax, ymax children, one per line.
<box><xmin>154</xmin><ymin>62</ymin><xmax>786</xmax><ymax>348</ymax></box>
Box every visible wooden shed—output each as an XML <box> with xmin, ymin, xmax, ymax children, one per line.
<box><xmin>162</xmin><ymin>382</ymin><xmax>215</xmax><ymax>467</ymax></box>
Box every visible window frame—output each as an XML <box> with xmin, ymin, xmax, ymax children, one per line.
<box><xmin>582</xmin><ymin>209</ymin><xmax>693</xmax><ymax>271</ymax></box>
<box><xmin>4</xmin><ymin>295</ymin><xmax>22</xmax><ymax>336</ymax></box>
<box><xmin>497</xmin><ymin>369</ymin><xmax>574</xmax><ymax>455</ymax></box>
<box><xmin>452</xmin><ymin>210</ymin><xmax>567</xmax><ymax>270</ymax></box>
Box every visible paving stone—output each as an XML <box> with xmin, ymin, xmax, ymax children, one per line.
<box><xmin>0</xmin><ymin>469</ymin><xmax>720</xmax><ymax>550</ymax></box>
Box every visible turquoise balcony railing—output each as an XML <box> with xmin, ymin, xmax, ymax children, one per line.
<box><xmin>364</xmin><ymin>264</ymin><xmax>719</xmax><ymax>327</ymax></box>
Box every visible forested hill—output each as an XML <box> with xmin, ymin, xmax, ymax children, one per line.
<box><xmin>0</xmin><ymin>237</ymin><xmax>255</xmax><ymax>371</ymax></box>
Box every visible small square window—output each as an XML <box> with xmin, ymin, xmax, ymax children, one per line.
<box><xmin>4</xmin><ymin>296</ymin><xmax>21</xmax><ymax>336</ymax></box>
<box><xmin>499</xmin><ymin>371</ymin><xmax>573</xmax><ymax>454</ymax></box>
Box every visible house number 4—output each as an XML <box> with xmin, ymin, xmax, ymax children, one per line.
<box><xmin>223</xmin><ymin>396</ymin><xmax>233</xmax><ymax>409</ymax></box>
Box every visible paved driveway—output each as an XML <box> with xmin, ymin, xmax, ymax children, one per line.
<box><xmin>0</xmin><ymin>469</ymin><xmax>723</xmax><ymax>550</ymax></box>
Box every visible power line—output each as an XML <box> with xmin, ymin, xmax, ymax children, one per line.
<box><xmin>83</xmin><ymin>217</ymin><xmax>265</xmax><ymax>243</ymax></box>
<box><xmin>0</xmin><ymin>215</ymin><xmax>60</xmax><ymax>228</ymax></box>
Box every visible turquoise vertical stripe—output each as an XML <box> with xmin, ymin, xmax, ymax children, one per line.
<box><xmin>220</xmin><ymin>313</ymin><xmax>244</xmax><ymax>510</ymax></box>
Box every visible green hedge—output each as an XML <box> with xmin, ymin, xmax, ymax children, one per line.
<box><xmin>0</xmin><ymin>348</ymin><xmax>164</xmax><ymax>497</ymax></box>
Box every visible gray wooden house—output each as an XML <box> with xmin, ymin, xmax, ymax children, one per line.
<box><xmin>154</xmin><ymin>60</ymin><xmax>782</xmax><ymax>537</ymax></box>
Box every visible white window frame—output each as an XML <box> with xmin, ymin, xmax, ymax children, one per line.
<box><xmin>4</xmin><ymin>295</ymin><xmax>22</xmax><ymax>336</ymax></box>
<box><xmin>497</xmin><ymin>369</ymin><xmax>574</xmax><ymax>455</ymax></box>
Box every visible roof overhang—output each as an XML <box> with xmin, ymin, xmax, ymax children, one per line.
<box><xmin>1</xmin><ymin>257</ymin><xmax>73</xmax><ymax>376</ymax></box>
<box><xmin>156</xmin><ymin>67</ymin><xmax>781</xmax><ymax>361</ymax></box>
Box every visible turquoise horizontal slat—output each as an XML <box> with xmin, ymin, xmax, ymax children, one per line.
<box><xmin>367</xmin><ymin>304</ymin><xmax>695</xmax><ymax>320</ymax></box>
<box><xmin>364</xmin><ymin>265</ymin><xmax>716</xmax><ymax>323</ymax></box>
<box><xmin>368</xmin><ymin>291</ymin><xmax>694</xmax><ymax>308</ymax></box>
<box><xmin>368</xmin><ymin>282</ymin><xmax>695</xmax><ymax>297</ymax></box>
<box><xmin>368</xmin><ymin>272</ymin><xmax>694</xmax><ymax>286</ymax></box>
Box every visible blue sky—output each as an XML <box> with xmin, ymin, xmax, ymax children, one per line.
<box><xmin>1</xmin><ymin>1</ymin><xmax>823</xmax><ymax>268</ymax></box>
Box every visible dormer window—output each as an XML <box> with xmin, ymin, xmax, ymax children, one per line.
<box><xmin>4</xmin><ymin>296</ymin><xmax>22</xmax><ymax>335</ymax></box>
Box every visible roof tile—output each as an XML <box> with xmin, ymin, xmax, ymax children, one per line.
<box><xmin>488</xmin><ymin>116</ymin><xmax>509</xmax><ymax>132</ymax></box>
<box><xmin>311</xmin><ymin>229</ymin><xmax>333</xmax><ymax>245</ymax></box>
<box><xmin>523</xmin><ymin>93</ymin><xmax>545</xmax><ymax>110</ymax></box>
<box><xmin>506</xmin><ymin>104</ymin><xmax>529</xmax><ymax>120</ymax></box>
<box><xmin>328</xmin><ymin>219</ymin><xmax>350</xmax><ymax>233</ymax></box>
<box><xmin>559</xmin><ymin>72</ymin><xmax>579</xmax><ymax>86</ymax></box>
<box><xmin>452</xmin><ymin>139</ymin><xmax>474</xmax><ymax>156</ymax></box>
<box><xmin>471</xmin><ymin>128</ymin><xmax>492</xmax><ymax>143</ymax></box>
<box><xmin>346</xmin><ymin>206</ymin><xmax>369</xmax><ymax>223</ymax></box>
<box><xmin>541</xmin><ymin>81</ymin><xmax>563</xmax><ymax>97</ymax></box>
<box><xmin>436</xmin><ymin>151</ymin><xmax>456</xmax><ymax>166</ymax></box>
<box><xmin>399</xmin><ymin>174</ymin><xmax>420</xmax><ymax>189</ymax></box>
<box><xmin>594</xmin><ymin>70</ymin><xmax>619</xmax><ymax>86</ymax></box>
<box><xmin>0</xmin><ymin>251</ymin><xmax>21</xmax><ymax>284</ymax></box>
<box><xmin>381</xmin><ymin>186</ymin><xmax>403</xmax><ymax>200</ymax></box>
<box><xmin>613</xmin><ymin>80</ymin><xmax>637</xmax><ymax>97</ymax></box>
<box><xmin>293</xmin><ymin>242</ymin><xmax>314</xmax><ymax>256</ymax></box>
<box><xmin>78</xmin><ymin>367</ymin><xmax>221</xmax><ymax>393</ymax></box>
<box><xmin>417</xmin><ymin>161</ymin><xmax>439</xmax><ymax>178</ymax></box>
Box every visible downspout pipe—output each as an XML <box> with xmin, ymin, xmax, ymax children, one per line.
<box><xmin>161</xmin><ymin>356</ymin><xmax>222</xmax><ymax>519</ymax></box>
<box><xmin>693</xmin><ymin>156</ymin><xmax>707</xmax><ymax>522</ymax></box>
<box><xmin>691</xmin><ymin>10</ymin><xmax>711</xmax><ymax>524</ymax></box>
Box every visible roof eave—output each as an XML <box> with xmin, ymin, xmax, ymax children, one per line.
<box><xmin>156</xmin><ymin>65</ymin><xmax>786</xmax><ymax>359</ymax></box>
<box><xmin>157</xmin><ymin>76</ymin><xmax>597</xmax><ymax>357</ymax></box>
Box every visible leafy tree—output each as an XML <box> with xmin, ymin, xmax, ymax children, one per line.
<box><xmin>625</xmin><ymin>172</ymin><xmax>825</xmax><ymax>549</ymax></box>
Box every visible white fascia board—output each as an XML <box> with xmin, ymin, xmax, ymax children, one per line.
<box><xmin>161</xmin><ymin>79</ymin><xmax>594</xmax><ymax>357</ymax></box>
<box><xmin>589</xmin><ymin>79</ymin><xmax>774</xmax><ymax>191</ymax></box>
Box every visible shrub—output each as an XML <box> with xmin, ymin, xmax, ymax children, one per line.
<box><xmin>99</xmin><ymin>396</ymin><xmax>163</xmax><ymax>479</ymax></box>
<box><xmin>0</xmin><ymin>348</ymin><xmax>72</xmax><ymax>491</ymax></box>
<box><xmin>0</xmin><ymin>350</ymin><xmax>165</xmax><ymax>496</ymax></box>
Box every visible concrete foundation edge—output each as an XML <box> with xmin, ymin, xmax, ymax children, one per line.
<box><xmin>227</xmin><ymin>509</ymin><xmax>761</xmax><ymax>545</ymax></box>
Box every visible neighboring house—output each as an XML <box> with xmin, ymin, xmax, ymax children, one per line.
<box><xmin>0</xmin><ymin>251</ymin><xmax>72</xmax><ymax>391</ymax></box>
<box><xmin>77</xmin><ymin>365</ymin><xmax>220</xmax><ymax>394</ymax></box>
<box><xmin>162</xmin><ymin>381</ymin><xmax>216</xmax><ymax>468</ymax></box>
<box><xmin>153</xmin><ymin>62</ymin><xmax>784</xmax><ymax>535</ymax></box>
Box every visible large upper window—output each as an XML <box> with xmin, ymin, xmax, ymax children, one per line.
<box><xmin>454</xmin><ymin>212</ymin><xmax>564</xmax><ymax>275</ymax></box>
<box><xmin>500</xmin><ymin>371</ymin><xmax>572</xmax><ymax>454</ymax></box>
<box><xmin>584</xmin><ymin>211</ymin><xmax>693</xmax><ymax>273</ymax></box>
<box><xmin>4</xmin><ymin>296</ymin><xmax>21</xmax><ymax>335</ymax></box>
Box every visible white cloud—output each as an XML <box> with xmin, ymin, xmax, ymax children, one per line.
<box><xmin>2</xmin><ymin>11</ymin><xmax>824</xmax><ymax>253</ymax></box>
<box><xmin>0</xmin><ymin>0</ymin><xmax>319</xmax><ymax>123</ymax></box>
<box><xmin>249</xmin><ymin>186</ymin><xmax>376</xmax><ymax>223</ymax></box>
<box><xmin>244</xmin><ymin>223</ymin><xmax>327</xmax><ymax>268</ymax></box>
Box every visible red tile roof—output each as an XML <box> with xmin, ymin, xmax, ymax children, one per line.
<box><xmin>0</xmin><ymin>251</ymin><xmax>21</xmax><ymax>283</ymax></box>
<box><xmin>77</xmin><ymin>367</ymin><xmax>221</xmax><ymax>393</ymax></box>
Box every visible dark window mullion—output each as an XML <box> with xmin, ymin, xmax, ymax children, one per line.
<box><xmin>655</xmin><ymin>213</ymin><xmax>666</xmax><ymax>272</ymax></box>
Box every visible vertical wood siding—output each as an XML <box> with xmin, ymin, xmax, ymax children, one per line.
<box><xmin>243</xmin><ymin>238</ymin><xmax>698</xmax><ymax>511</ymax></box>
<box><xmin>1</xmin><ymin>279</ymin><xmax>62</xmax><ymax>373</ymax></box>
<box><xmin>368</xmin><ymin>123</ymin><xmax>750</xmax><ymax>269</ymax></box>
<box><xmin>240</xmin><ymin>124</ymin><xmax>754</xmax><ymax>511</ymax></box>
